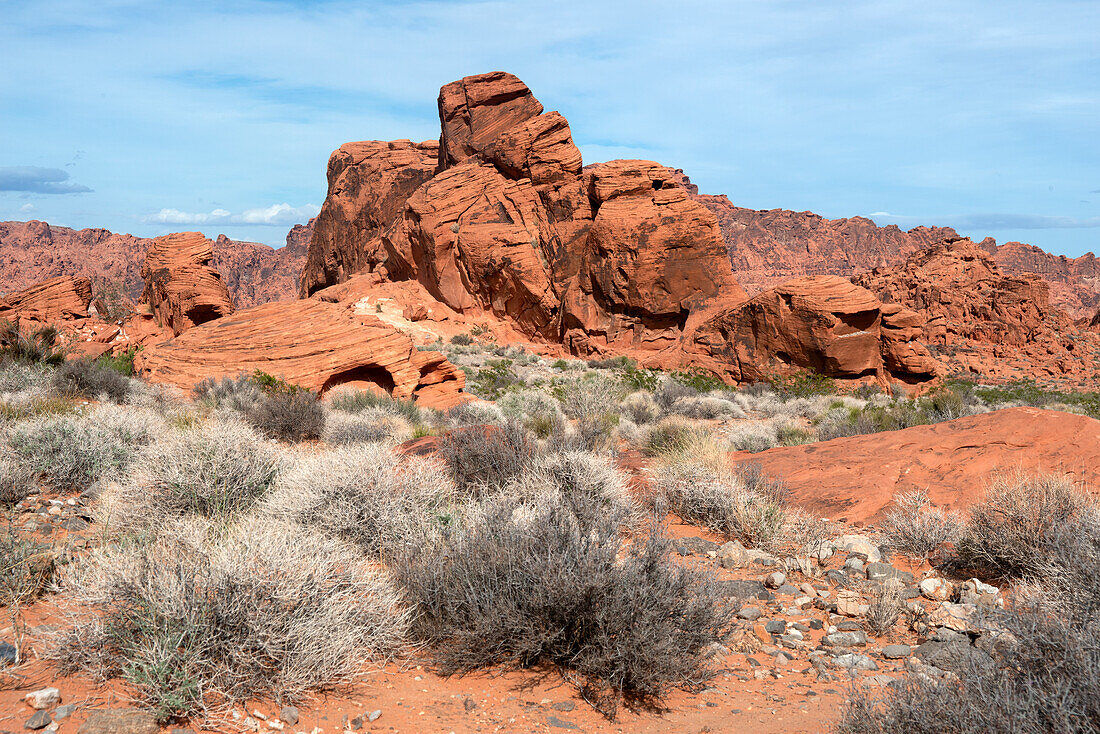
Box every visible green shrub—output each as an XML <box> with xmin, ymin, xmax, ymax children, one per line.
<box><xmin>768</xmin><ymin>371</ymin><xmax>837</xmax><ymax>400</ymax></box>
<box><xmin>671</xmin><ymin>368</ymin><xmax>726</xmax><ymax>393</ymax></box>
<box><xmin>0</xmin><ymin>321</ymin><xmax>65</xmax><ymax>366</ymax></box>
<box><xmin>469</xmin><ymin>359</ymin><xmax>521</xmax><ymax>400</ymax></box>
<box><xmin>327</xmin><ymin>387</ymin><xmax>422</xmax><ymax>423</ymax></box>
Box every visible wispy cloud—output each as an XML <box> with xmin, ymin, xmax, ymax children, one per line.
<box><xmin>0</xmin><ymin>166</ymin><xmax>92</xmax><ymax>194</ymax></box>
<box><xmin>19</xmin><ymin>203</ymin><xmax>36</xmax><ymax>213</ymax></box>
<box><xmin>870</xmin><ymin>212</ymin><xmax>1100</xmax><ymax>230</ymax></box>
<box><xmin>143</xmin><ymin>203</ymin><xmax>319</xmax><ymax>226</ymax></box>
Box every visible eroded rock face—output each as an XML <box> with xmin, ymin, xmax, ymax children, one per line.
<box><xmin>140</xmin><ymin>232</ymin><xmax>234</xmax><ymax>336</ymax></box>
<box><xmin>682</xmin><ymin>276</ymin><xmax>891</xmax><ymax>382</ymax></box>
<box><xmin>855</xmin><ymin>238</ymin><xmax>1100</xmax><ymax>385</ymax></box>
<box><xmin>0</xmin><ymin>275</ymin><xmax>92</xmax><ymax>325</ymax></box>
<box><xmin>300</xmin><ymin>141</ymin><xmax>439</xmax><ymax>297</ymax></box>
<box><xmin>302</xmin><ymin>72</ymin><xmax>761</xmax><ymax>371</ymax></box>
<box><xmin>135</xmin><ymin>299</ymin><xmax>465</xmax><ymax>408</ymax></box>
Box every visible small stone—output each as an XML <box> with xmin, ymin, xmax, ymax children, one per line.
<box><xmin>919</xmin><ymin>577</ymin><xmax>952</xmax><ymax>602</ymax></box>
<box><xmin>280</xmin><ymin>707</ymin><xmax>300</xmax><ymax>727</ymax></box>
<box><xmin>551</xmin><ymin>701</ymin><xmax>575</xmax><ymax>712</ymax></box>
<box><xmin>883</xmin><ymin>644</ymin><xmax>912</xmax><ymax>659</ymax></box>
<box><xmin>463</xmin><ymin>698</ymin><xmax>477</xmax><ymax>712</ymax></box>
<box><xmin>764</xmin><ymin>571</ymin><xmax>786</xmax><ymax>589</ymax></box>
<box><xmin>718</xmin><ymin>540</ymin><xmax>749</xmax><ymax>568</ymax></box>
<box><xmin>824</xmin><ymin>630</ymin><xmax>868</xmax><ymax>647</ymax></box>
<box><xmin>833</xmin><ymin>653</ymin><xmax>879</xmax><ymax>671</ymax></box>
<box><xmin>26</xmin><ymin>711</ymin><xmax>52</xmax><ymax>730</ymax></box>
<box><xmin>737</xmin><ymin>606</ymin><xmax>762</xmax><ymax>621</ymax></box>
<box><xmin>24</xmin><ymin>689</ymin><xmax>61</xmax><ymax>710</ymax></box>
<box><xmin>546</xmin><ymin>716</ymin><xmax>579</xmax><ymax>730</ymax></box>
<box><xmin>777</xmin><ymin>584</ymin><xmax>801</xmax><ymax>595</ymax></box>
<box><xmin>799</xmin><ymin>582</ymin><xmax>817</xmax><ymax>596</ymax></box>
<box><xmin>793</xmin><ymin>595</ymin><xmax>813</xmax><ymax>607</ymax></box>
<box><xmin>844</xmin><ymin>557</ymin><xmax>865</xmax><ymax>572</ymax></box>
<box><xmin>243</xmin><ymin>718</ymin><xmax>261</xmax><ymax>732</ymax></box>
<box><xmin>928</xmin><ymin>602</ymin><xmax>977</xmax><ymax>632</ymax></box>
<box><xmin>765</xmin><ymin>620</ymin><xmax>787</xmax><ymax>634</ymax></box>
<box><xmin>960</xmin><ymin>578</ymin><xmax>1000</xmax><ymax>606</ymax></box>
<box><xmin>835</xmin><ymin>535</ymin><xmax>883</xmax><ymax>563</ymax></box>
<box><xmin>0</xmin><ymin>640</ymin><xmax>16</xmax><ymax>666</ymax></box>
<box><xmin>367</xmin><ymin>711</ymin><xmax>381</xmax><ymax>723</ymax></box>
<box><xmin>268</xmin><ymin>722</ymin><xmax>284</xmax><ymax>731</ymax></box>
<box><xmin>866</xmin><ymin>562</ymin><xmax>913</xmax><ymax>583</ymax></box>
<box><xmin>253</xmin><ymin>711</ymin><xmax>267</xmax><ymax>721</ymax></box>
<box><xmin>836</xmin><ymin>590</ymin><xmax>869</xmax><ymax>617</ymax></box>
<box><xmin>55</xmin><ymin>706</ymin><xmax>77</xmax><ymax>720</ymax></box>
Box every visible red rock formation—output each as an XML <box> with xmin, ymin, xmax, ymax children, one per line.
<box><xmin>679</xmin><ymin>275</ymin><xmax>930</xmax><ymax>382</ymax></box>
<box><xmin>734</xmin><ymin>407</ymin><xmax>1100</xmax><ymax>524</ymax></box>
<box><xmin>979</xmin><ymin>239</ymin><xmax>1100</xmax><ymax>319</ymax></box>
<box><xmin>0</xmin><ymin>275</ymin><xmax>92</xmax><ymax>324</ymax></box>
<box><xmin>134</xmin><ymin>299</ymin><xmax>465</xmax><ymax>408</ymax></box>
<box><xmin>140</xmin><ymin>232</ymin><xmax>234</xmax><ymax>336</ymax></box>
<box><xmin>0</xmin><ymin>219</ymin><xmax>306</xmax><ymax>308</ymax></box>
<box><xmin>437</xmin><ymin>71</ymin><xmax>545</xmax><ymax>169</ymax></box>
<box><xmin>855</xmin><ymin>238</ymin><xmax>1100</xmax><ymax>385</ymax></box>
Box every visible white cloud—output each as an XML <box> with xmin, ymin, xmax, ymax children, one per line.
<box><xmin>144</xmin><ymin>202</ymin><xmax>319</xmax><ymax>226</ymax></box>
<box><xmin>19</xmin><ymin>203</ymin><xmax>36</xmax><ymax>213</ymax></box>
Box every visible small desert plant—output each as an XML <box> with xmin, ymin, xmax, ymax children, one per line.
<box><xmin>449</xmin><ymin>333</ymin><xmax>473</xmax><ymax>346</ymax></box>
<box><xmin>506</xmin><ymin>450</ymin><xmax>641</xmax><ymax>527</ymax></box>
<box><xmin>192</xmin><ymin>373</ymin><xmax>264</xmax><ymax>414</ymax></box>
<box><xmin>392</xmin><ymin>492</ymin><xmax>733</xmax><ymax>718</ymax></box>
<box><xmin>322</xmin><ymin>410</ymin><xmax>410</xmax><ymax>445</ymax></box>
<box><xmin>103</xmin><ymin>419</ymin><xmax>282</xmax><ymax>528</ymax></box>
<box><xmin>469</xmin><ymin>358</ymin><xmax>521</xmax><ymax>400</ymax></box>
<box><xmin>0</xmin><ymin>456</ymin><xmax>34</xmax><ymax>507</ymax></box>
<box><xmin>555</xmin><ymin>373</ymin><xmax>625</xmax><ymax>421</ymax></box>
<box><xmin>642</xmin><ymin>417</ymin><xmax>704</xmax><ymax>457</ymax></box>
<box><xmin>52</xmin><ymin>357</ymin><xmax>132</xmax><ymax>403</ymax></box>
<box><xmin>653</xmin><ymin>461</ymin><xmax>790</xmax><ymax>551</ymax></box>
<box><xmin>249</xmin><ymin>388</ymin><xmax>324</xmax><ymax>442</ymax></box>
<box><xmin>51</xmin><ymin>518</ymin><xmax>409</xmax><ymax>720</ymax></box>
<box><xmin>668</xmin><ymin>394</ymin><xmax>745</xmax><ymax>420</ymax></box>
<box><xmin>882</xmin><ymin>489</ymin><xmax>962</xmax><ymax>558</ymax></box>
<box><xmin>327</xmin><ymin>387</ymin><xmax>422</xmax><ymax>423</ymax></box>
<box><xmin>620</xmin><ymin>391</ymin><xmax>660</xmax><ymax>424</ymax></box>
<box><xmin>864</xmin><ymin>581</ymin><xmax>904</xmax><ymax>636</ymax></box>
<box><xmin>497</xmin><ymin>389</ymin><xmax>567</xmax><ymax>436</ymax></box>
<box><xmin>438</xmin><ymin>422</ymin><xmax>535</xmax><ymax>495</ymax></box>
<box><xmin>0</xmin><ymin>321</ymin><xmax>65</xmax><ymax>365</ymax></box>
<box><xmin>954</xmin><ymin>473</ymin><xmax>1097</xmax><ymax>579</ymax></box>
<box><xmin>768</xmin><ymin>371</ymin><xmax>837</xmax><ymax>399</ymax></box>
<box><xmin>263</xmin><ymin>444</ymin><xmax>456</xmax><ymax>559</ymax></box>
<box><xmin>7</xmin><ymin>405</ymin><xmax>160</xmax><ymax>493</ymax></box>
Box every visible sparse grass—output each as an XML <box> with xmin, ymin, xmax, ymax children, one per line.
<box><xmin>322</xmin><ymin>410</ymin><xmax>411</xmax><ymax>445</ymax></box>
<box><xmin>882</xmin><ymin>489</ymin><xmax>962</xmax><ymax>558</ymax></box>
<box><xmin>0</xmin><ymin>321</ymin><xmax>65</xmax><ymax>366</ymax></box>
<box><xmin>52</xmin><ymin>357</ymin><xmax>133</xmax><ymax>403</ymax></box>
<box><xmin>101</xmin><ymin>419</ymin><xmax>282</xmax><ymax>529</ymax></box>
<box><xmin>327</xmin><ymin>387</ymin><xmax>423</xmax><ymax>423</ymax></box>
<box><xmin>7</xmin><ymin>405</ymin><xmax>160</xmax><ymax>493</ymax></box>
<box><xmin>0</xmin><ymin>457</ymin><xmax>34</xmax><ymax>506</ymax></box>
<box><xmin>768</xmin><ymin>371</ymin><xmax>837</xmax><ymax>400</ymax></box>
<box><xmin>438</xmin><ymin>422</ymin><xmax>534</xmax><ymax>496</ymax></box>
<box><xmin>51</xmin><ymin>518</ymin><xmax>409</xmax><ymax>721</ymax></box>
<box><xmin>864</xmin><ymin>581</ymin><xmax>904</xmax><ymax>636</ymax></box>
<box><xmin>392</xmin><ymin>491</ymin><xmax>733</xmax><ymax>719</ymax></box>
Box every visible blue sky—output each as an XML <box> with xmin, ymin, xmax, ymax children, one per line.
<box><xmin>1</xmin><ymin>0</ymin><xmax>1097</xmax><ymax>256</ymax></box>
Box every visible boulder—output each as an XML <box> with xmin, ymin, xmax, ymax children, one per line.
<box><xmin>0</xmin><ymin>275</ymin><xmax>92</xmax><ymax>323</ymax></box>
<box><xmin>135</xmin><ymin>299</ymin><xmax>465</xmax><ymax>408</ymax></box>
<box><xmin>437</xmin><ymin>71</ymin><xmax>545</xmax><ymax>168</ymax></box>
<box><xmin>140</xmin><ymin>232</ymin><xmax>234</xmax><ymax>335</ymax></box>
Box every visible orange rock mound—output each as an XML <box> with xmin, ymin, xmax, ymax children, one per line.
<box><xmin>736</xmin><ymin>407</ymin><xmax>1100</xmax><ymax>524</ymax></box>
<box><xmin>140</xmin><ymin>232</ymin><xmax>234</xmax><ymax>335</ymax></box>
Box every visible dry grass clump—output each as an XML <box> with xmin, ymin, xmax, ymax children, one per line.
<box><xmin>391</xmin><ymin>491</ymin><xmax>733</xmax><ymax>719</ymax></box>
<box><xmin>438</xmin><ymin>421</ymin><xmax>535</xmax><ymax>495</ymax></box>
<box><xmin>497</xmin><ymin>389</ymin><xmax>567</xmax><ymax>437</ymax></box>
<box><xmin>882</xmin><ymin>489</ymin><xmax>962</xmax><ymax>558</ymax></box>
<box><xmin>52</xmin><ymin>358</ymin><xmax>132</xmax><ymax>403</ymax></box>
<box><xmin>864</xmin><ymin>581</ymin><xmax>904</xmax><ymax>636</ymax></box>
<box><xmin>557</xmin><ymin>373</ymin><xmax>626</xmax><ymax>421</ymax></box>
<box><xmin>326</xmin><ymin>386</ymin><xmax>423</xmax><ymax>423</ymax></box>
<box><xmin>5</xmin><ymin>404</ymin><xmax>162</xmax><ymax>493</ymax></box>
<box><xmin>642</xmin><ymin>417</ymin><xmax>709</xmax><ymax>459</ymax></box>
<box><xmin>0</xmin><ymin>455</ymin><xmax>34</xmax><ymax>506</ymax></box>
<box><xmin>101</xmin><ymin>418</ymin><xmax>282</xmax><ymax>530</ymax></box>
<box><xmin>620</xmin><ymin>391</ymin><xmax>659</xmax><ymax>425</ymax></box>
<box><xmin>652</xmin><ymin>459</ymin><xmax>790</xmax><ymax>551</ymax></box>
<box><xmin>248</xmin><ymin>389</ymin><xmax>324</xmax><ymax>442</ymax></box>
<box><xmin>322</xmin><ymin>409</ymin><xmax>412</xmax><ymax>445</ymax></box>
<box><xmin>50</xmin><ymin>517</ymin><xmax>409</xmax><ymax>721</ymax></box>
<box><xmin>506</xmin><ymin>450</ymin><xmax>642</xmax><ymax>528</ymax></box>
<box><xmin>262</xmin><ymin>444</ymin><xmax>455</xmax><ymax>558</ymax></box>
<box><xmin>444</xmin><ymin>400</ymin><xmax>506</xmax><ymax>426</ymax></box>
<box><xmin>667</xmin><ymin>394</ymin><xmax>745</xmax><ymax>421</ymax></box>
<box><xmin>0</xmin><ymin>360</ymin><xmax>54</xmax><ymax>396</ymax></box>
<box><xmin>955</xmin><ymin>473</ymin><xmax>1097</xmax><ymax>579</ymax></box>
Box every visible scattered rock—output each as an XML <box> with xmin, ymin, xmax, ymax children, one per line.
<box><xmin>833</xmin><ymin>653</ymin><xmax>879</xmax><ymax>671</ymax></box>
<box><xmin>24</xmin><ymin>689</ymin><xmax>60</xmax><ymax>711</ymax></box>
<box><xmin>718</xmin><ymin>540</ymin><xmax>749</xmax><ymax>568</ymax></box>
<box><xmin>823</xmin><ymin>631</ymin><xmax>868</xmax><ymax>647</ymax></box>
<box><xmin>77</xmin><ymin>710</ymin><xmax>158</xmax><ymax>734</ymax></box>
<box><xmin>737</xmin><ymin>606</ymin><xmax>763</xmax><ymax>621</ymax></box>
<box><xmin>550</xmin><ymin>701</ymin><xmax>575</xmax><ymax>712</ymax></box>
<box><xmin>279</xmin><ymin>707</ymin><xmax>299</xmax><ymax>727</ymax></box>
<box><xmin>928</xmin><ymin>602</ymin><xmax>977</xmax><ymax>632</ymax></box>
<box><xmin>546</xmin><ymin>716</ymin><xmax>579</xmax><ymax>730</ymax></box>
<box><xmin>836</xmin><ymin>590</ymin><xmax>870</xmax><ymax>617</ymax></box>
<box><xmin>883</xmin><ymin>644</ymin><xmax>912</xmax><ymax>659</ymax></box>
<box><xmin>54</xmin><ymin>706</ymin><xmax>76</xmax><ymax>721</ymax></box>
<box><xmin>367</xmin><ymin>711</ymin><xmax>381</xmax><ymax>723</ymax></box>
<box><xmin>960</xmin><ymin>578</ymin><xmax>1001</xmax><ymax>606</ymax></box>
<box><xmin>764</xmin><ymin>571</ymin><xmax>786</xmax><ymax>589</ymax></box>
<box><xmin>866</xmin><ymin>562</ymin><xmax>913</xmax><ymax>583</ymax></box>
<box><xmin>25</xmin><ymin>711</ymin><xmax>51</xmax><ymax>731</ymax></box>
<box><xmin>0</xmin><ymin>641</ymin><xmax>16</xmax><ymax>666</ymax></box>
<box><xmin>919</xmin><ymin>577</ymin><xmax>952</xmax><ymax>602</ymax></box>
<box><xmin>675</xmin><ymin>536</ymin><xmax>719</xmax><ymax>556</ymax></box>
<box><xmin>717</xmin><ymin>579</ymin><xmax>773</xmax><ymax>602</ymax></box>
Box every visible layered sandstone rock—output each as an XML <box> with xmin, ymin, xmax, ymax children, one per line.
<box><xmin>135</xmin><ymin>299</ymin><xmax>465</xmax><ymax>408</ymax></box>
<box><xmin>437</xmin><ymin>71</ymin><xmax>545</xmax><ymax>169</ymax></box>
<box><xmin>855</xmin><ymin>238</ymin><xmax>1100</xmax><ymax>385</ymax></box>
<box><xmin>140</xmin><ymin>232</ymin><xmax>234</xmax><ymax>336</ymax></box>
<box><xmin>980</xmin><ymin>239</ymin><xmax>1100</xmax><ymax>319</ymax></box>
<box><xmin>682</xmin><ymin>276</ymin><xmax>901</xmax><ymax>382</ymax></box>
<box><xmin>0</xmin><ymin>219</ymin><xmax>306</xmax><ymax>307</ymax></box>
<box><xmin>0</xmin><ymin>275</ymin><xmax>92</xmax><ymax>324</ymax></box>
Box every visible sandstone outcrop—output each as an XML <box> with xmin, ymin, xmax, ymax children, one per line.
<box><xmin>134</xmin><ymin>299</ymin><xmax>465</xmax><ymax>408</ymax></box>
<box><xmin>734</xmin><ymin>407</ymin><xmax>1100</xmax><ymax>524</ymax></box>
<box><xmin>0</xmin><ymin>275</ymin><xmax>92</xmax><ymax>324</ymax></box>
<box><xmin>855</xmin><ymin>238</ymin><xmax>1100</xmax><ymax>385</ymax></box>
<box><xmin>0</xmin><ymin>219</ymin><xmax>306</xmax><ymax>308</ymax></box>
<box><xmin>980</xmin><ymin>239</ymin><xmax>1100</xmax><ymax>319</ymax></box>
<box><xmin>140</xmin><ymin>232</ymin><xmax>234</xmax><ymax>336</ymax></box>
<box><xmin>679</xmin><ymin>275</ymin><xmax>934</xmax><ymax>382</ymax></box>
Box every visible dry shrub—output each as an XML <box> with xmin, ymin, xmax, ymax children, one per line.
<box><xmin>392</xmin><ymin>492</ymin><xmax>733</xmax><ymax>718</ymax></box>
<box><xmin>50</xmin><ymin>518</ymin><xmax>409</xmax><ymax>721</ymax></box>
<box><xmin>620</xmin><ymin>391</ymin><xmax>659</xmax><ymax>425</ymax></box>
<box><xmin>652</xmin><ymin>459</ymin><xmax>790</xmax><ymax>552</ymax></box>
<box><xmin>326</xmin><ymin>386</ymin><xmax>423</xmax><ymax>423</ymax></box>
<box><xmin>262</xmin><ymin>443</ymin><xmax>455</xmax><ymax>559</ymax></box>
<box><xmin>955</xmin><ymin>473</ymin><xmax>1097</xmax><ymax>579</ymax></box>
<box><xmin>101</xmin><ymin>419</ymin><xmax>282</xmax><ymax>530</ymax></box>
<box><xmin>864</xmin><ymin>581</ymin><xmax>904</xmax><ymax>636</ymax></box>
<box><xmin>249</xmin><ymin>389</ymin><xmax>324</xmax><ymax>442</ymax></box>
<box><xmin>322</xmin><ymin>409</ymin><xmax>411</xmax><ymax>445</ymax></box>
<box><xmin>558</xmin><ymin>373</ymin><xmax>626</xmax><ymax>421</ymax></box>
<box><xmin>0</xmin><ymin>455</ymin><xmax>34</xmax><ymax>506</ymax></box>
<box><xmin>668</xmin><ymin>395</ymin><xmax>745</xmax><ymax>420</ymax></box>
<box><xmin>882</xmin><ymin>489</ymin><xmax>962</xmax><ymax>558</ymax></box>
<box><xmin>6</xmin><ymin>404</ymin><xmax>162</xmax><ymax>493</ymax></box>
<box><xmin>52</xmin><ymin>358</ymin><xmax>132</xmax><ymax>403</ymax></box>
<box><xmin>438</xmin><ymin>421</ymin><xmax>535</xmax><ymax>495</ymax></box>
<box><xmin>506</xmin><ymin>450</ymin><xmax>642</xmax><ymax>528</ymax></box>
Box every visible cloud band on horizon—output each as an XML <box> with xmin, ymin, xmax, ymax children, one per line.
<box><xmin>0</xmin><ymin>166</ymin><xmax>92</xmax><ymax>194</ymax></box>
